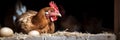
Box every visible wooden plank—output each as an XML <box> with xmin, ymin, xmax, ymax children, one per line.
<box><xmin>0</xmin><ymin>32</ymin><xmax>116</xmax><ymax>40</ymax></box>
<box><xmin>114</xmin><ymin>0</ymin><xmax>119</xmax><ymax>34</ymax></box>
<box><xmin>114</xmin><ymin>0</ymin><xmax>120</xmax><ymax>40</ymax></box>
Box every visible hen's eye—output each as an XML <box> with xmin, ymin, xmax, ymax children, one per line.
<box><xmin>45</xmin><ymin>12</ymin><xmax>49</xmax><ymax>14</ymax></box>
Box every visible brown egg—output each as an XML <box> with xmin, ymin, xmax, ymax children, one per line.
<box><xmin>0</xmin><ymin>27</ymin><xmax>14</xmax><ymax>37</ymax></box>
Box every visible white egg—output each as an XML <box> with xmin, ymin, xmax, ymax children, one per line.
<box><xmin>0</xmin><ymin>27</ymin><xmax>14</xmax><ymax>37</ymax></box>
<box><xmin>28</xmin><ymin>30</ymin><xmax>40</xmax><ymax>36</ymax></box>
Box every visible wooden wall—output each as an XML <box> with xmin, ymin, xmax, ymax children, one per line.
<box><xmin>114</xmin><ymin>0</ymin><xmax>120</xmax><ymax>40</ymax></box>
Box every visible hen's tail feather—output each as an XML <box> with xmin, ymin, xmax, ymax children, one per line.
<box><xmin>13</xmin><ymin>1</ymin><xmax>27</xmax><ymax>24</ymax></box>
<box><xmin>16</xmin><ymin>1</ymin><xmax>26</xmax><ymax>16</ymax></box>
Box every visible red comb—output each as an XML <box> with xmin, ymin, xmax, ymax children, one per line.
<box><xmin>49</xmin><ymin>1</ymin><xmax>59</xmax><ymax>12</ymax></box>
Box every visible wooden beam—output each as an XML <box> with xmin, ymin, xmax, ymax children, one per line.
<box><xmin>114</xmin><ymin>0</ymin><xmax>120</xmax><ymax>40</ymax></box>
<box><xmin>114</xmin><ymin>0</ymin><xmax>120</xmax><ymax>34</ymax></box>
<box><xmin>0</xmin><ymin>32</ymin><xmax>116</xmax><ymax>40</ymax></box>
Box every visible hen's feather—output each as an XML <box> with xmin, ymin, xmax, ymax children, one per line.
<box><xmin>16</xmin><ymin>10</ymin><xmax>37</xmax><ymax>33</ymax></box>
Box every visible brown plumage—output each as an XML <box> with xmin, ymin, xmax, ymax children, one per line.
<box><xmin>15</xmin><ymin>1</ymin><xmax>61</xmax><ymax>34</ymax></box>
<box><xmin>31</xmin><ymin>7</ymin><xmax>55</xmax><ymax>33</ymax></box>
<box><xmin>16</xmin><ymin>8</ymin><xmax>54</xmax><ymax>34</ymax></box>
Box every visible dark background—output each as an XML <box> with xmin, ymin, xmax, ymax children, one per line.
<box><xmin>0</xmin><ymin>0</ymin><xmax>114</xmax><ymax>30</ymax></box>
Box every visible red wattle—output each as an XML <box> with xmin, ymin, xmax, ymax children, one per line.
<box><xmin>51</xmin><ymin>16</ymin><xmax>57</xmax><ymax>21</ymax></box>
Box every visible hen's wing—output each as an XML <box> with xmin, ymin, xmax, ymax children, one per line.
<box><xmin>15</xmin><ymin>10</ymin><xmax>37</xmax><ymax>33</ymax></box>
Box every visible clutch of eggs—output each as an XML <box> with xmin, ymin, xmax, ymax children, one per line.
<box><xmin>0</xmin><ymin>27</ymin><xmax>14</xmax><ymax>37</ymax></box>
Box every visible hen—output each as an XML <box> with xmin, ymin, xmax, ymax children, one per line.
<box><xmin>14</xmin><ymin>1</ymin><xmax>61</xmax><ymax>34</ymax></box>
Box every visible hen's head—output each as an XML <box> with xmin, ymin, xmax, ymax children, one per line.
<box><xmin>45</xmin><ymin>1</ymin><xmax>61</xmax><ymax>22</ymax></box>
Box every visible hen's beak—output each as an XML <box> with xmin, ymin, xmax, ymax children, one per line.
<box><xmin>57</xmin><ymin>13</ymin><xmax>62</xmax><ymax>17</ymax></box>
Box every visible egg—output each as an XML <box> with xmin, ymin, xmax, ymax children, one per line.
<box><xmin>28</xmin><ymin>30</ymin><xmax>40</xmax><ymax>36</ymax></box>
<box><xmin>0</xmin><ymin>27</ymin><xmax>14</xmax><ymax>37</ymax></box>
